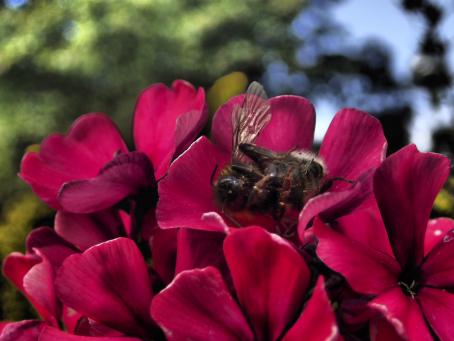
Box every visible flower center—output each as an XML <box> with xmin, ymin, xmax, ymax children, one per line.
<box><xmin>398</xmin><ymin>266</ymin><xmax>421</xmax><ymax>299</ymax></box>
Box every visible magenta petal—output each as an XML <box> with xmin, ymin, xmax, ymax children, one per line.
<box><xmin>2</xmin><ymin>253</ymin><xmax>58</xmax><ymax>325</ymax></box>
<box><xmin>133</xmin><ymin>80</ymin><xmax>207</xmax><ymax>179</ymax></box>
<box><xmin>55</xmin><ymin>210</ymin><xmax>126</xmax><ymax>251</ymax></box>
<box><xmin>59</xmin><ymin>151</ymin><xmax>155</xmax><ymax>213</ymax></box>
<box><xmin>149</xmin><ymin>228</ymin><xmax>178</xmax><ymax>284</ymax></box>
<box><xmin>175</xmin><ymin>228</ymin><xmax>227</xmax><ymax>276</ymax></box>
<box><xmin>211</xmin><ymin>95</ymin><xmax>244</xmax><ymax>154</ymax></box>
<box><xmin>298</xmin><ymin>170</ymin><xmax>374</xmax><ymax>239</ymax></box>
<box><xmin>255</xmin><ymin>95</ymin><xmax>315</xmax><ymax>151</ymax></box>
<box><xmin>150</xmin><ymin>267</ymin><xmax>254</xmax><ymax>341</ymax></box>
<box><xmin>420</xmin><ymin>227</ymin><xmax>454</xmax><ymax>288</ymax></box>
<box><xmin>374</xmin><ymin>144</ymin><xmax>450</xmax><ymax>267</ymax></box>
<box><xmin>319</xmin><ymin>108</ymin><xmax>386</xmax><ymax>180</ymax></box>
<box><xmin>62</xmin><ymin>306</ymin><xmax>83</xmax><ymax>334</ymax></box>
<box><xmin>55</xmin><ymin>238</ymin><xmax>153</xmax><ymax>337</ymax></box>
<box><xmin>418</xmin><ymin>287</ymin><xmax>454</xmax><ymax>340</ymax></box>
<box><xmin>3</xmin><ymin>252</ymin><xmax>41</xmax><ymax>292</ymax></box>
<box><xmin>370</xmin><ymin>318</ymin><xmax>406</xmax><ymax>341</ymax></box>
<box><xmin>369</xmin><ymin>287</ymin><xmax>431</xmax><ymax>341</ymax></box>
<box><xmin>39</xmin><ymin>325</ymin><xmax>141</xmax><ymax>340</ymax></box>
<box><xmin>282</xmin><ymin>277</ymin><xmax>341</xmax><ymax>341</ymax></box>
<box><xmin>333</xmin><ymin>209</ymin><xmax>394</xmax><ymax>257</ymax></box>
<box><xmin>224</xmin><ymin>227</ymin><xmax>310</xmax><ymax>341</ymax></box>
<box><xmin>424</xmin><ymin>218</ymin><xmax>454</xmax><ymax>256</ymax></box>
<box><xmin>211</xmin><ymin>95</ymin><xmax>315</xmax><ymax>154</ymax></box>
<box><xmin>0</xmin><ymin>320</ymin><xmax>45</xmax><ymax>341</ymax></box>
<box><xmin>26</xmin><ymin>227</ymin><xmax>78</xmax><ymax>269</ymax></box>
<box><xmin>40</xmin><ymin>326</ymin><xmax>141</xmax><ymax>341</ymax></box>
<box><xmin>20</xmin><ymin>113</ymin><xmax>127</xmax><ymax>209</ymax></box>
<box><xmin>23</xmin><ymin>250</ymin><xmax>60</xmax><ymax>323</ymax></box>
<box><xmin>314</xmin><ymin>218</ymin><xmax>400</xmax><ymax>295</ymax></box>
<box><xmin>157</xmin><ymin>136</ymin><xmax>230</xmax><ymax>231</ymax></box>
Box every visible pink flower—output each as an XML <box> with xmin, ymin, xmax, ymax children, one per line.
<box><xmin>157</xmin><ymin>93</ymin><xmax>386</xmax><ymax>239</ymax></box>
<box><xmin>314</xmin><ymin>144</ymin><xmax>454</xmax><ymax>340</ymax></box>
<box><xmin>2</xmin><ymin>227</ymin><xmax>80</xmax><ymax>331</ymax></box>
<box><xmin>20</xmin><ymin>81</ymin><xmax>206</xmax><ymax>214</ymax></box>
<box><xmin>55</xmin><ymin>238</ymin><xmax>156</xmax><ymax>338</ymax></box>
<box><xmin>151</xmin><ymin>227</ymin><xmax>341</xmax><ymax>341</ymax></box>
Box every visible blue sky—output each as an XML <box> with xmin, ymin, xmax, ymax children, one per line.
<box><xmin>313</xmin><ymin>0</ymin><xmax>454</xmax><ymax>150</ymax></box>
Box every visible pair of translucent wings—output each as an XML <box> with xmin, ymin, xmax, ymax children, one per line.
<box><xmin>231</xmin><ymin>82</ymin><xmax>272</xmax><ymax>163</ymax></box>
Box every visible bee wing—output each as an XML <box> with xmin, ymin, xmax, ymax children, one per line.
<box><xmin>231</xmin><ymin>82</ymin><xmax>272</xmax><ymax>162</ymax></box>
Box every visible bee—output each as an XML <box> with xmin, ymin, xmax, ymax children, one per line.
<box><xmin>213</xmin><ymin>82</ymin><xmax>327</xmax><ymax>224</ymax></box>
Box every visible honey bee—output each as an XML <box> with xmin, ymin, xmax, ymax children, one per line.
<box><xmin>213</xmin><ymin>82</ymin><xmax>327</xmax><ymax>224</ymax></box>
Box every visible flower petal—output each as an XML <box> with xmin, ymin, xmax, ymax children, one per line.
<box><xmin>298</xmin><ymin>170</ymin><xmax>374</xmax><ymax>241</ymax></box>
<box><xmin>133</xmin><ymin>80</ymin><xmax>207</xmax><ymax>179</ymax></box>
<box><xmin>55</xmin><ymin>238</ymin><xmax>153</xmax><ymax>338</ymax></box>
<box><xmin>255</xmin><ymin>95</ymin><xmax>315</xmax><ymax>152</ymax></box>
<box><xmin>2</xmin><ymin>252</ymin><xmax>40</xmax><ymax>292</ymax></box>
<box><xmin>319</xmin><ymin>108</ymin><xmax>386</xmax><ymax>181</ymax></box>
<box><xmin>211</xmin><ymin>95</ymin><xmax>315</xmax><ymax>154</ymax></box>
<box><xmin>157</xmin><ymin>136</ymin><xmax>230</xmax><ymax>232</ymax></box>
<box><xmin>150</xmin><ymin>267</ymin><xmax>254</xmax><ymax>341</ymax></box>
<box><xmin>331</xmin><ymin>209</ymin><xmax>393</xmax><ymax>256</ymax></box>
<box><xmin>224</xmin><ymin>227</ymin><xmax>310</xmax><ymax>341</ymax></box>
<box><xmin>421</xmin><ymin>227</ymin><xmax>454</xmax><ymax>288</ymax></box>
<box><xmin>424</xmin><ymin>218</ymin><xmax>454</xmax><ymax>256</ymax></box>
<box><xmin>55</xmin><ymin>210</ymin><xmax>126</xmax><ymax>251</ymax></box>
<box><xmin>39</xmin><ymin>325</ymin><xmax>141</xmax><ymax>340</ymax></box>
<box><xmin>149</xmin><ymin>228</ymin><xmax>178</xmax><ymax>285</ymax></box>
<box><xmin>314</xmin><ymin>218</ymin><xmax>400</xmax><ymax>295</ymax></box>
<box><xmin>0</xmin><ymin>320</ymin><xmax>45</xmax><ymax>341</ymax></box>
<box><xmin>175</xmin><ymin>228</ymin><xmax>227</xmax><ymax>277</ymax></box>
<box><xmin>418</xmin><ymin>287</ymin><xmax>454</xmax><ymax>340</ymax></box>
<box><xmin>26</xmin><ymin>227</ymin><xmax>78</xmax><ymax>269</ymax></box>
<box><xmin>369</xmin><ymin>287</ymin><xmax>431</xmax><ymax>341</ymax></box>
<box><xmin>374</xmin><ymin>144</ymin><xmax>450</xmax><ymax>267</ymax></box>
<box><xmin>22</xmin><ymin>250</ymin><xmax>60</xmax><ymax>323</ymax></box>
<box><xmin>2</xmin><ymin>252</ymin><xmax>58</xmax><ymax>325</ymax></box>
<box><xmin>20</xmin><ymin>113</ymin><xmax>127</xmax><ymax>209</ymax></box>
<box><xmin>59</xmin><ymin>152</ymin><xmax>155</xmax><ymax>213</ymax></box>
<box><xmin>282</xmin><ymin>277</ymin><xmax>341</xmax><ymax>341</ymax></box>
<box><xmin>211</xmin><ymin>95</ymin><xmax>244</xmax><ymax>154</ymax></box>
<box><xmin>370</xmin><ymin>317</ymin><xmax>407</xmax><ymax>341</ymax></box>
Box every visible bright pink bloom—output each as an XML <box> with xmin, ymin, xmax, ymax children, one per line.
<box><xmin>157</xmin><ymin>94</ymin><xmax>386</xmax><ymax>238</ymax></box>
<box><xmin>2</xmin><ymin>227</ymin><xmax>79</xmax><ymax>329</ymax></box>
<box><xmin>20</xmin><ymin>113</ymin><xmax>129</xmax><ymax>211</ymax></box>
<box><xmin>151</xmin><ymin>227</ymin><xmax>341</xmax><ymax>341</ymax></box>
<box><xmin>55</xmin><ymin>238</ymin><xmax>155</xmax><ymax>338</ymax></box>
<box><xmin>20</xmin><ymin>81</ymin><xmax>206</xmax><ymax>213</ymax></box>
<box><xmin>133</xmin><ymin>80</ymin><xmax>207</xmax><ymax>179</ymax></box>
<box><xmin>315</xmin><ymin>144</ymin><xmax>454</xmax><ymax>340</ymax></box>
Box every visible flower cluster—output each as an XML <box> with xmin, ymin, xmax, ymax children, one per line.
<box><xmin>1</xmin><ymin>79</ymin><xmax>453</xmax><ymax>341</ymax></box>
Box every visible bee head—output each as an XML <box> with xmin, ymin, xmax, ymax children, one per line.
<box><xmin>214</xmin><ymin>175</ymin><xmax>248</xmax><ymax>209</ymax></box>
